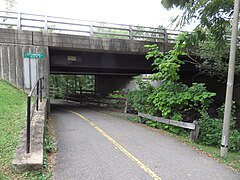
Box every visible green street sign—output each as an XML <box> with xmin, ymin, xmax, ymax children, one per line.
<box><xmin>24</xmin><ymin>52</ymin><xmax>45</xmax><ymax>59</ymax></box>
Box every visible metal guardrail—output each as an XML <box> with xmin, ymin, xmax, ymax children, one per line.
<box><xmin>0</xmin><ymin>10</ymin><xmax>184</xmax><ymax>43</ymax></box>
<box><xmin>26</xmin><ymin>77</ymin><xmax>44</xmax><ymax>153</ymax></box>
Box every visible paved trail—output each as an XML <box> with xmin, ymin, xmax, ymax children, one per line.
<box><xmin>51</xmin><ymin>102</ymin><xmax>239</xmax><ymax>180</ymax></box>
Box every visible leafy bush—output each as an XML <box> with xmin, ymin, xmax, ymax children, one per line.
<box><xmin>129</xmin><ymin>34</ymin><xmax>240</xmax><ymax>152</ymax></box>
<box><xmin>198</xmin><ymin>104</ymin><xmax>240</xmax><ymax>152</ymax></box>
<box><xmin>144</xmin><ymin>42</ymin><xmax>215</xmax><ymax>121</ymax></box>
<box><xmin>150</xmin><ymin>82</ymin><xmax>215</xmax><ymax>120</ymax></box>
<box><xmin>229</xmin><ymin>130</ymin><xmax>240</xmax><ymax>152</ymax></box>
<box><xmin>129</xmin><ymin>77</ymin><xmax>157</xmax><ymax>115</ymax></box>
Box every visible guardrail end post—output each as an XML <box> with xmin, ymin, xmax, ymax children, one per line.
<box><xmin>124</xmin><ymin>99</ymin><xmax>128</xmax><ymax>113</ymax></box>
<box><xmin>190</xmin><ymin>120</ymin><xmax>200</xmax><ymax>143</ymax></box>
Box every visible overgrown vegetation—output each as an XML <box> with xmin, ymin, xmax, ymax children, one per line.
<box><xmin>128</xmin><ymin>34</ymin><xmax>240</xmax><ymax>152</ymax></box>
<box><xmin>0</xmin><ymin>80</ymin><xmax>56</xmax><ymax>179</ymax></box>
<box><xmin>50</xmin><ymin>75</ymin><xmax>95</xmax><ymax>99</ymax></box>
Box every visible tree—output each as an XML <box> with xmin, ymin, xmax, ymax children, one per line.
<box><xmin>1</xmin><ymin>0</ymin><xmax>17</xmax><ymax>29</ymax></box>
<box><xmin>161</xmin><ymin>0</ymin><xmax>234</xmax><ymax>42</ymax></box>
<box><xmin>4</xmin><ymin>0</ymin><xmax>16</xmax><ymax>11</ymax></box>
<box><xmin>160</xmin><ymin>0</ymin><xmax>240</xmax><ymax>81</ymax></box>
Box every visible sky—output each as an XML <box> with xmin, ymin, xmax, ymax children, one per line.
<box><xmin>0</xmin><ymin>0</ymin><xmax>196</xmax><ymax>30</ymax></box>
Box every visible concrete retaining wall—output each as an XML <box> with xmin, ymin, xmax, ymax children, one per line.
<box><xmin>0</xmin><ymin>43</ymin><xmax>50</xmax><ymax>97</ymax></box>
<box><xmin>12</xmin><ymin>99</ymin><xmax>47</xmax><ymax>172</ymax></box>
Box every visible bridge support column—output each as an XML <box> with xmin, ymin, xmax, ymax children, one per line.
<box><xmin>95</xmin><ymin>75</ymin><xmax>134</xmax><ymax>93</ymax></box>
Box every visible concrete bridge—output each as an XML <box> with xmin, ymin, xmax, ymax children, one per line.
<box><xmin>0</xmin><ymin>10</ymin><xmax>187</xmax><ymax>98</ymax></box>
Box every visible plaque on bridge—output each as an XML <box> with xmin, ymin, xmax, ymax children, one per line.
<box><xmin>24</xmin><ymin>52</ymin><xmax>45</xmax><ymax>59</ymax></box>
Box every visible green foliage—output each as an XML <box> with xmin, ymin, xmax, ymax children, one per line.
<box><xmin>229</xmin><ymin>130</ymin><xmax>240</xmax><ymax>152</ymax></box>
<box><xmin>161</xmin><ymin>0</ymin><xmax>233</xmax><ymax>42</ymax></box>
<box><xmin>143</xmin><ymin>38</ymin><xmax>215</xmax><ymax>120</ymax></box>
<box><xmin>0</xmin><ymin>80</ymin><xmax>54</xmax><ymax>179</ymax></box>
<box><xmin>150</xmin><ymin>82</ymin><xmax>215</xmax><ymax>120</ymax></box>
<box><xmin>108</xmin><ymin>90</ymin><xmax>126</xmax><ymax>99</ymax></box>
<box><xmin>50</xmin><ymin>75</ymin><xmax>95</xmax><ymax>98</ymax></box>
<box><xmin>160</xmin><ymin>1</ymin><xmax>240</xmax><ymax>81</ymax></box>
<box><xmin>129</xmin><ymin>77</ymin><xmax>157</xmax><ymax>115</ymax></box>
<box><xmin>95</xmin><ymin>26</ymin><xmax>129</xmax><ymax>39</ymax></box>
<box><xmin>171</xmin><ymin>31</ymin><xmax>240</xmax><ymax>81</ymax></box>
<box><xmin>145</xmin><ymin>35</ymin><xmax>186</xmax><ymax>82</ymax></box>
<box><xmin>44</xmin><ymin>134</ymin><xmax>56</xmax><ymax>154</ymax></box>
<box><xmin>0</xmin><ymin>80</ymin><xmax>26</xmax><ymax>178</ymax></box>
<box><xmin>198</xmin><ymin>104</ymin><xmax>240</xmax><ymax>152</ymax></box>
<box><xmin>133</xmin><ymin>25</ymin><xmax>165</xmax><ymax>41</ymax></box>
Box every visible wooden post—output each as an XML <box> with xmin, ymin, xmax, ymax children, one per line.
<box><xmin>190</xmin><ymin>120</ymin><xmax>200</xmax><ymax>143</ymax></box>
<box><xmin>74</xmin><ymin>75</ymin><xmax>77</xmax><ymax>93</ymax></box>
<box><xmin>124</xmin><ymin>98</ymin><xmax>128</xmax><ymax>113</ymax></box>
<box><xmin>66</xmin><ymin>79</ymin><xmax>69</xmax><ymax>101</ymax></box>
<box><xmin>80</xmin><ymin>86</ymin><xmax>82</xmax><ymax>104</ymax></box>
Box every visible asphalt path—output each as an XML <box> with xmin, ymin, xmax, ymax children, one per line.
<box><xmin>51</xmin><ymin>101</ymin><xmax>240</xmax><ymax>180</ymax></box>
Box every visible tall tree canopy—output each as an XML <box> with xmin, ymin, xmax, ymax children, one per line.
<box><xmin>161</xmin><ymin>0</ymin><xmax>234</xmax><ymax>41</ymax></box>
<box><xmin>160</xmin><ymin>0</ymin><xmax>239</xmax><ymax>81</ymax></box>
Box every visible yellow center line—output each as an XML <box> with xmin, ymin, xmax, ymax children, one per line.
<box><xmin>58</xmin><ymin>107</ymin><xmax>161</xmax><ymax>180</ymax></box>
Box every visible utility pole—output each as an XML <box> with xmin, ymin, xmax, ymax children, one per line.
<box><xmin>221</xmin><ymin>0</ymin><xmax>240</xmax><ymax>157</ymax></box>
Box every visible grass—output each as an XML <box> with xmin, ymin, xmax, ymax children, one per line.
<box><xmin>0</xmin><ymin>80</ymin><xmax>56</xmax><ymax>179</ymax></box>
<box><xmin>0</xmin><ymin>80</ymin><xmax>27</xmax><ymax>179</ymax></box>
<box><xmin>192</xmin><ymin>143</ymin><xmax>240</xmax><ymax>172</ymax></box>
<box><xmin>102</xmin><ymin>110</ymin><xmax>240</xmax><ymax>172</ymax></box>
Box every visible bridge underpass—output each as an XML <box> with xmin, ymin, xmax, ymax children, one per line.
<box><xmin>49</xmin><ymin>47</ymin><xmax>155</xmax><ymax>96</ymax></box>
<box><xmin>0</xmin><ymin>11</ymin><xmax>239</xmax><ymax>179</ymax></box>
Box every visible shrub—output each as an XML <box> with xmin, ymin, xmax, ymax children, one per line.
<box><xmin>198</xmin><ymin>104</ymin><xmax>240</xmax><ymax>152</ymax></box>
<box><xmin>150</xmin><ymin>82</ymin><xmax>215</xmax><ymax>120</ymax></box>
<box><xmin>128</xmin><ymin>77</ymin><xmax>158</xmax><ymax>115</ymax></box>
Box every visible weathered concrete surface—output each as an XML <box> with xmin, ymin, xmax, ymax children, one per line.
<box><xmin>0</xmin><ymin>29</ymin><xmax>32</xmax><ymax>45</ymax></box>
<box><xmin>0</xmin><ymin>42</ymin><xmax>50</xmax><ymax>98</ymax></box>
<box><xmin>33</xmin><ymin>31</ymin><xmax>171</xmax><ymax>54</ymax></box>
<box><xmin>0</xmin><ymin>29</ymin><xmax>173</xmax><ymax>55</ymax></box>
<box><xmin>12</xmin><ymin>99</ymin><xmax>47</xmax><ymax>172</ymax></box>
<box><xmin>95</xmin><ymin>75</ymin><xmax>133</xmax><ymax>93</ymax></box>
<box><xmin>0</xmin><ymin>28</ymin><xmax>172</xmax><ymax>95</ymax></box>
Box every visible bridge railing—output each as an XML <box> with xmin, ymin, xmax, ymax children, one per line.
<box><xmin>0</xmin><ymin>10</ymin><xmax>184</xmax><ymax>43</ymax></box>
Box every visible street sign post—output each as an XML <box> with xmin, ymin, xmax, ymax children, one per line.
<box><xmin>24</xmin><ymin>52</ymin><xmax>45</xmax><ymax>59</ymax></box>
